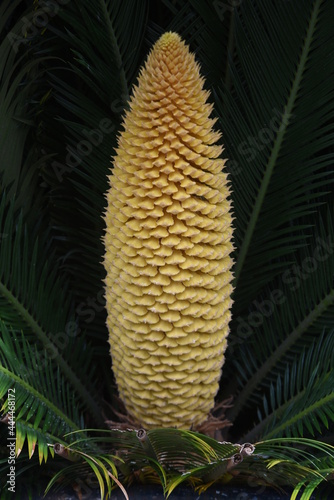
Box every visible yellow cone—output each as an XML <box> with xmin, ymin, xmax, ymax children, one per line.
<box><xmin>104</xmin><ymin>32</ymin><xmax>233</xmax><ymax>429</ymax></box>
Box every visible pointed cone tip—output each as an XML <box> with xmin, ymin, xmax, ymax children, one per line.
<box><xmin>155</xmin><ymin>31</ymin><xmax>183</xmax><ymax>50</ymax></box>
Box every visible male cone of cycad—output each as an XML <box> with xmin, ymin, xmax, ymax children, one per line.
<box><xmin>104</xmin><ymin>32</ymin><xmax>234</xmax><ymax>429</ymax></box>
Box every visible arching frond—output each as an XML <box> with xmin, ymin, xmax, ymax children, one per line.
<box><xmin>215</xmin><ymin>0</ymin><xmax>334</xmax><ymax>309</ymax></box>
<box><xmin>43</xmin><ymin>430</ymin><xmax>334</xmax><ymax>499</ymax></box>
<box><xmin>0</xmin><ymin>193</ymin><xmax>103</xmax><ymax>425</ymax></box>
<box><xmin>0</xmin><ymin>323</ymin><xmax>82</xmax><ymax>463</ymax></box>
<box><xmin>224</xmin><ymin>211</ymin><xmax>334</xmax><ymax>430</ymax></box>
<box><xmin>243</xmin><ymin>331</ymin><xmax>334</xmax><ymax>442</ymax></box>
<box><xmin>25</xmin><ymin>1</ymin><xmax>149</xmax><ymax>342</ymax></box>
<box><xmin>0</xmin><ymin>0</ymin><xmax>52</xmax><ymax>214</ymax></box>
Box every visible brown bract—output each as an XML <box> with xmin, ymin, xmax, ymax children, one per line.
<box><xmin>104</xmin><ymin>32</ymin><xmax>233</xmax><ymax>429</ymax></box>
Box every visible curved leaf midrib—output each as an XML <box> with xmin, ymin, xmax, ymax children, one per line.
<box><xmin>234</xmin><ymin>0</ymin><xmax>322</xmax><ymax>286</ymax></box>
<box><xmin>0</xmin><ymin>365</ymin><xmax>80</xmax><ymax>434</ymax></box>
<box><xmin>262</xmin><ymin>391</ymin><xmax>334</xmax><ymax>442</ymax></box>
<box><xmin>98</xmin><ymin>0</ymin><xmax>129</xmax><ymax>102</ymax></box>
<box><xmin>243</xmin><ymin>372</ymin><xmax>334</xmax><ymax>442</ymax></box>
<box><xmin>230</xmin><ymin>286</ymin><xmax>334</xmax><ymax>421</ymax></box>
<box><xmin>0</xmin><ymin>281</ymin><xmax>102</xmax><ymax>424</ymax></box>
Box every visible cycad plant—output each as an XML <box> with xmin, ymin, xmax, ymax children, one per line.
<box><xmin>1</xmin><ymin>0</ymin><xmax>334</xmax><ymax>498</ymax></box>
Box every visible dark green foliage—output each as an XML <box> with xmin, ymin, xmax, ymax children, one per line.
<box><xmin>45</xmin><ymin>430</ymin><xmax>334</xmax><ymax>498</ymax></box>
<box><xmin>1</xmin><ymin>0</ymin><xmax>334</xmax><ymax>498</ymax></box>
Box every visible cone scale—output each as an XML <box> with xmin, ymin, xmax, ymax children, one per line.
<box><xmin>104</xmin><ymin>32</ymin><xmax>233</xmax><ymax>429</ymax></box>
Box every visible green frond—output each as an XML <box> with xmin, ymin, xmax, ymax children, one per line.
<box><xmin>242</xmin><ymin>331</ymin><xmax>334</xmax><ymax>442</ymax></box>
<box><xmin>0</xmin><ymin>0</ymin><xmax>31</xmax><ymax>193</ymax></box>
<box><xmin>215</xmin><ymin>0</ymin><xmax>334</xmax><ymax>309</ymax></box>
<box><xmin>0</xmin><ymin>195</ymin><xmax>71</xmax><ymax>334</ymax></box>
<box><xmin>253</xmin><ymin>438</ymin><xmax>334</xmax><ymax>497</ymax></box>
<box><xmin>59</xmin><ymin>0</ymin><xmax>148</xmax><ymax>97</ymax></box>
<box><xmin>224</xmin><ymin>211</ymin><xmax>334</xmax><ymax>428</ymax></box>
<box><xmin>0</xmin><ymin>452</ymin><xmax>46</xmax><ymax>500</ymax></box>
<box><xmin>0</xmin><ymin>0</ymin><xmax>52</xmax><ymax>212</ymax></box>
<box><xmin>43</xmin><ymin>430</ymin><xmax>334</xmax><ymax>498</ymax></box>
<box><xmin>44</xmin><ymin>428</ymin><xmax>251</xmax><ymax>497</ymax></box>
<box><xmin>0</xmin><ymin>324</ymin><xmax>82</xmax><ymax>463</ymax></box>
<box><xmin>26</xmin><ymin>1</ymin><xmax>148</xmax><ymax>327</ymax></box>
<box><xmin>45</xmin><ymin>441</ymin><xmax>128</xmax><ymax>500</ymax></box>
<box><xmin>15</xmin><ymin>422</ymin><xmax>55</xmax><ymax>465</ymax></box>
<box><xmin>42</xmin><ymin>462</ymin><xmax>93</xmax><ymax>498</ymax></box>
<box><xmin>0</xmin><ymin>193</ymin><xmax>103</xmax><ymax>425</ymax></box>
